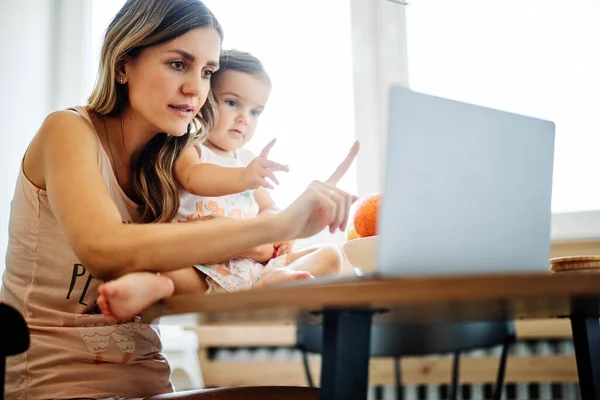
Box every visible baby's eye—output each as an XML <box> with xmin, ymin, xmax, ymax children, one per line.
<box><xmin>225</xmin><ymin>99</ymin><xmax>238</xmax><ymax>107</ymax></box>
<box><xmin>170</xmin><ymin>61</ymin><xmax>185</xmax><ymax>71</ymax></box>
<box><xmin>251</xmin><ymin>109</ymin><xmax>262</xmax><ymax>117</ymax></box>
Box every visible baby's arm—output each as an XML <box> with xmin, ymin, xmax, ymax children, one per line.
<box><xmin>253</xmin><ymin>188</ymin><xmax>295</xmax><ymax>256</ymax></box>
<box><xmin>176</xmin><ymin>143</ymin><xmax>290</xmax><ymax>197</ymax></box>
<box><xmin>175</xmin><ymin>145</ymin><xmax>252</xmax><ymax>197</ymax></box>
<box><xmin>247</xmin><ymin>192</ymin><xmax>278</xmax><ymax>260</ymax></box>
<box><xmin>254</xmin><ymin>187</ymin><xmax>280</xmax><ymax>217</ymax></box>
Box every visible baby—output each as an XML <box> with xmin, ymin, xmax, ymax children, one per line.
<box><xmin>96</xmin><ymin>50</ymin><xmax>345</xmax><ymax>321</ymax></box>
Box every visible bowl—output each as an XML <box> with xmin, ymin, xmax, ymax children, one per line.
<box><xmin>342</xmin><ymin>235</ymin><xmax>379</xmax><ymax>275</ymax></box>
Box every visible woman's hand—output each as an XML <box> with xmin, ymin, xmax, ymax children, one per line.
<box><xmin>276</xmin><ymin>141</ymin><xmax>360</xmax><ymax>240</ymax></box>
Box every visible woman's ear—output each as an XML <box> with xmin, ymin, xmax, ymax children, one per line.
<box><xmin>115</xmin><ymin>59</ymin><xmax>128</xmax><ymax>84</ymax></box>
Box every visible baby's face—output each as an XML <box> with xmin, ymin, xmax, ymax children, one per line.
<box><xmin>208</xmin><ymin>70</ymin><xmax>271</xmax><ymax>152</ymax></box>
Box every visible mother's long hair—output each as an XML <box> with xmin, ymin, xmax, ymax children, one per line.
<box><xmin>87</xmin><ymin>0</ymin><xmax>223</xmax><ymax>223</ymax></box>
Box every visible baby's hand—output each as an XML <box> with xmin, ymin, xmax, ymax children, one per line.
<box><xmin>274</xmin><ymin>240</ymin><xmax>295</xmax><ymax>257</ymax></box>
<box><xmin>243</xmin><ymin>138</ymin><xmax>289</xmax><ymax>190</ymax></box>
<box><xmin>250</xmin><ymin>243</ymin><xmax>278</xmax><ymax>263</ymax></box>
<box><xmin>178</xmin><ymin>214</ymin><xmax>225</xmax><ymax>223</ymax></box>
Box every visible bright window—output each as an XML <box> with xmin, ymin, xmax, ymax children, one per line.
<box><xmin>203</xmin><ymin>0</ymin><xmax>357</xmax><ymax>209</ymax></box>
<box><xmin>406</xmin><ymin>0</ymin><xmax>600</xmax><ymax>213</ymax></box>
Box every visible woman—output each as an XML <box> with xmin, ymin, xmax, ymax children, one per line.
<box><xmin>0</xmin><ymin>0</ymin><xmax>357</xmax><ymax>398</ymax></box>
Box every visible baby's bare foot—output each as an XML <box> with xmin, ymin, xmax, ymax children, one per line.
<box><xmin>97</xmin><ymin>272</ymin><xmax>175</xmax><ymax>321</ymax></box>
<box><xmin>253</xmin><ymin>268</ymin><xmax>315</xmax><ymax>289</ymax></box>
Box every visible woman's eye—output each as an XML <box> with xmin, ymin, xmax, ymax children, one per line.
<box><xmin>203</xmin><ymin>69</ymin><xmax>213</xmax><ymax>79</ymax></box>
<box><xmin>170</xmin><ymin>61</ymin><xmax>185</xmax><ymax>71</ymax></box>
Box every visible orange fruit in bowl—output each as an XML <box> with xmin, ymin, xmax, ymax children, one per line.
<box><xmin>353</xmin><ymin>193</ymin><xmax>381</xmax><ymax>238</ymax></box>
<box><xmin>346</xmin><ymin>225</ymin><xmax>359</xmax><ymax>241</ymax></box>
<box><xmin>343</xmin><ymin>235</ymin><xmax>378</xmax><ymax>274</ymax></box>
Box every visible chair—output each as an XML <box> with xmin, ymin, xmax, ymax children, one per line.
<box><xmin>1</xmin><ymin>303</ymin><xmax>30</xmax><ymax>399</ymax></box>
<box><xmin>297</xmin><ymin>320</ymin><xmax>515</xmax><ymax>400</ymax></box>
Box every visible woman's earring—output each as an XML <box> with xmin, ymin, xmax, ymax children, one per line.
<box><xmin>119</xmin><ymin>76</ymin><xmax>124</xmax><ymax>84</ymax></box>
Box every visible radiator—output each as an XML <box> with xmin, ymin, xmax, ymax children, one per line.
<box><xmin>210</xmin><ymin>339</ymin><xmax>581</xmax><ymax>400</ymax></box>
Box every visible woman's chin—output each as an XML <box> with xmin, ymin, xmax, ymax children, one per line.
<box><xmin>160</xmin><ymin>124</ymin><xmax>191</xmax><ymax>137</ymax></box>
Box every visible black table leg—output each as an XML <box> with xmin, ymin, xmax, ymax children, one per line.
<box><xmin>319</xmin><ymin>309</ymin><xmax>373</xmax><ymax>400</ymax></box>
<box><xmin>571</xmin><ymin>316</ymin><xmax>600</xmax><ymax>399</ymax></box>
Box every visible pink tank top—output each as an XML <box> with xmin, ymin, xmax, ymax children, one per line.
<box><xmin>0</xmin><ymin>106</ymin><xmax>173</xmax><ymax>399</ymax></box>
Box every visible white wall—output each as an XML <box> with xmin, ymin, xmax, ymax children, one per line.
<box><xmin>52</xmin><ymin>0</ymin><xmax>94</xmax><ymax>110</ymax></box>
<box><xmin>0</xmin><ymin>0</ymin><xmax>90</xmax><ymax>276</ymax></box>
<box><xmin>0</xmin><ymin>1</ymin><xmax>54</xmax><ymax>274</ymax></box>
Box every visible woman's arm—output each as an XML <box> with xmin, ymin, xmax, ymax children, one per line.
<box><xmin>28</xmin><ymin>111</ymin><xmax>283</xmax><ymax>280</ymax></box>
<box><xmin>183</xmin><ymin>215</ymin><xmax>275</xmax><ymax>263</ymax></box>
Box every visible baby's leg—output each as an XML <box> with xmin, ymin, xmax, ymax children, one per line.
<box><xmin>285</xmin><ymin>244</ymin><xmax>343</xmax><ymax>278</ymax></box>
<box><xmin>97</xmin><ymin>272</ymin><xmax>175</xmax><ymax>321</ymax></box>
<box><xmin>164</xmin><ymin>268</ymin><xmax>209</xmax><ymax>295</ymax></box>
<box><xmin>97</xmin><ymin>268</ymin><xmax>207</xmax><ymax>321</ymax></box>
<box><xmin>253</xmin><ymin>268</ymin><xmax>314</xmax><ymax>289</ymax></box>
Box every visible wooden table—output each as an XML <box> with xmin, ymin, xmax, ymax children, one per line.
<box><xmin>141</xmin><ymin>272</ymin><xmax>600</xmax><ymax>400</ymax></box>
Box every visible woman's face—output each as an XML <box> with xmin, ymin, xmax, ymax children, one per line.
<box><xmin>123</xmin><ymin>27</ymin><xmax>221</xmax><ymax>136</ymax></box>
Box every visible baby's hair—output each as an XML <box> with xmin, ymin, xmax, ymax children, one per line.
<box><xmin>212</xmin><ymin>49</ymin><xmax>271</xmax><ymax>88</ymax></box>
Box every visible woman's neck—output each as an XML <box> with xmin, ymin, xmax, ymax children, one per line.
<box><xmin>94</xmin><ymin>107</ymin><xmax>159</xmax><ymax>198</ymax></box>
<box><xmin>106</xmin><ymin>108</ymin><xmax>158</xmax><ymax>164</ymax></box>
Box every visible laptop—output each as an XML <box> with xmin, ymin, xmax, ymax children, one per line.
<box><xmin>377</xmin><ymin>87</ymin><xmax>555</xmax><ymax>277</ymax></box>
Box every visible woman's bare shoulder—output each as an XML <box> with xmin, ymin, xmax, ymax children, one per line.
<box><xmin>42</xmin><ymin>109</ymin><xmax>98</xmax><ymax>136</ymax></box>
<box><xmin>24</xmin><ymin>109</ymin><xmax>100</xmax><ymax>189</ymax></box>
